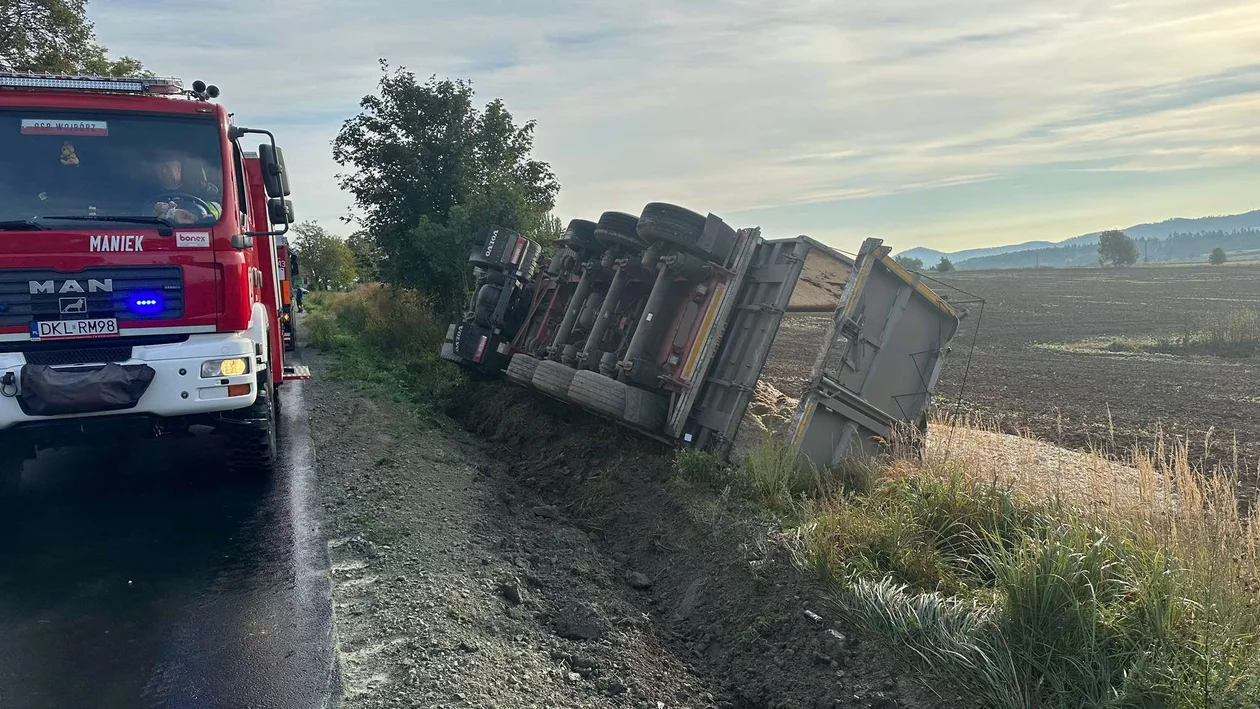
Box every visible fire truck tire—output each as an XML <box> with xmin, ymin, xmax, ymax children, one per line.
<box><xmin>637</xmin><ymin>202</ymin><xmax>707</xmax><ymax>253</ymax></box>
<box><xmin>226</xmin><ymin>378</ymin><xmax>277</xmax><ymax>477</ymax></box>
<box><xmin>622</xmin><ymin>386</ymin><xmax>668</xmax><ymax>431</ymax></box>
<box><xmin>568</xmin><ymin>370</ymin><xmax>627</xmax><ymax>418</ymax></box>
<box><xmin>506</xmin><ymin>354</ymin><xmax>541</xmax><ymax>385</ymax></box>
<box><xmin>532</xmin><ymin>359</ymin><xmax>578</xmax><ymax>399</ymax></box>
<box><xmin>594</xmin><ymin>211</ymin><xmax>646</xmax><ymax>251</ymax></box>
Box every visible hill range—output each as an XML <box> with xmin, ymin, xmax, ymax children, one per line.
<box><xmin>897</xmin><ymin>210</ymin><xmax>1260</xmax><ymax>270</ymax></box>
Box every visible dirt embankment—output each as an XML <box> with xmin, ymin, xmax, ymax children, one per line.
<box><xmin>307</xmin><ymin>347</ymin><xmax>960</xmax><ymax>708</ymax></box>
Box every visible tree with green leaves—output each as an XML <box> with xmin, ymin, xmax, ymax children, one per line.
<box><xmin>895</xmin><ymin>255</ymin><xmax>924</xmax><ymax>271</ymax></box>
<box><xmin>333</xmin><ymin>64</ymin><xmax>559</xmax><ymax>309</ymax></box>
<box><xmin>0</xmin><ymin>0</ymin><xmax>147</xmax><ymax>76</ymax></box>
<box><xmin>292</xmin><ymin>221</ymin><xmax>356</xmax><ymax>291</ymax></box>
<box><xmin>1097</xmin><ymin>230</ymin><xmax>1138</xmax><ymax>267</ymax></box>
<box><xmin>346</xmin><ymin>230</ymin><xmax>383</xmax><ymax>282</ymax></box>
<box><xmin>1209</xmin><ymin>247</ymin><xmax>1227</xmax><ymax>265</ymax></box>
<box><xmin>933</xmin><ymin>256</ymin><xmax>955</xmax><ymax>273</ymax></box>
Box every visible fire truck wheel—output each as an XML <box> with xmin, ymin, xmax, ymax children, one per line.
<box><xmin>568</xmin><ymin>370</ymin><xmax>627</xmax><ymax>418</ymax></box>
<box><xmin>637</xmin><ymin>202</ymin><xmax>706</xmax><ymax>252</ymax></box>
<box><xmin>622</xmin><ymin>386</ymin><xmax>668</xmax><ymax>431</ymax></box>
<box><xmin>594</xmin><ymin>211</ymin><xmax>646</xmax><ymax>252</ymax></box>
<box><xmin>227</xmin><ymin>377</ymin><xmax>277</xmax><ymax>477</ymax></box>
<box><xmin>506</xmin><ymin>354</ymin><xmax>541</xmax><ymax>385</ymax></box>
<box><xmin>531</xmin><ymin>359</ymin><xmax>578</xmax><ymax>399</ymax></box>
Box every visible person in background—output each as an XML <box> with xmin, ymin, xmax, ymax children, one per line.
<box><xmin>295</xmin><ymin>286</ymin><xmax>307</xmax><ymax>312</ymax></box>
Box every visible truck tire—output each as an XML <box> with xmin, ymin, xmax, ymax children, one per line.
<box><xmin>226</xmin><ymin>377</ymin><xmax>277</xmax><ymax>477</ymax></box>
<box><xmin>623</xmin><ymin>386</ymin><xmax>668</xmax><ymax>431</ymax></box>
<box><xmin>594</xmin><ymin>211</ymin><xmax>646</xmax><ymax>252</ymax></box>
<box><xmin>637</xmin><ymin>202</ymin><xmax>706</xmax><ymax>251</ymax></box>
<box><xmin>506</xmin><ymin>354</ymin><xmax>541</xmax><ymax>385</ymax></box>
<box><xmin>561</xmin><ymin>219</ymin><xmax>601</xmax><ymax>255</ymax></box>
<box><xmin>568</xmin><ymin>370</ymin><xmax>627</xmax><ymax>418</ymax></box>
<box><xmin>532</xmin><ymin>359</ymin><xmax>578</xmax><ymax>399</ymax></box>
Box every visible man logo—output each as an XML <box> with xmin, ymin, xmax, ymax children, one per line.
<box><xmin>28</xmin><ymin>279</ymin><xmax>113</xmax><ymax>295</ymax></box>
<box><xmin>59</xmin><ymin>297</ymin><xmax>87</xmax><ymax>315</ymax></box>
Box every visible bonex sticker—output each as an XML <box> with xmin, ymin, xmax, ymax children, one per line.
<box><xmin>175</xmin><ymin>231</ymin><xmax>211</xmax><ymax>248</ymax></box>
<box><xmin>21</xmin><ymin>119</ymin><xmax>108</xmax><ymax>137</ymax></box>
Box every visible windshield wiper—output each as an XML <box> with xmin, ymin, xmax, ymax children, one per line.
<box><xmin>41</xmin><ymin>215</ymin><xmax>175</xmax><ymax>236</ymax></box>
<box><xmin>0</xmin><ymin>219</ymin><xmax>50</xmax><ymax>231</ymax></box>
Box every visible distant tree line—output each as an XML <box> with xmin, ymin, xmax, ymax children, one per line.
<box><xmin>952</xmin><ymin>228</ymin><xmax>1260</xmax><ymax>270</ymax></box>
<box><xmin>894</xmin><ymin>255</ymin><xmax>954</xmax><ymax>272</ymax></box>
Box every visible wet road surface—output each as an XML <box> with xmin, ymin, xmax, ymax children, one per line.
<box><xmin>0</xmin><ymin>380</ymin><xmax>338</xmax><ymax>708</ymax></box>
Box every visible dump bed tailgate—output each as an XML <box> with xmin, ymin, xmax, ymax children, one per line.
<box><xmin>789</xmin><ymin>238</ymin><xmax>960</xmax><ymax>467</ymax></box>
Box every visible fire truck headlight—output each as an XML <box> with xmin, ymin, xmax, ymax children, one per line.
<box><xmin>201</xmin><ymin>357</ymin><xmax>250</xmax><ymax>378</ymax></box>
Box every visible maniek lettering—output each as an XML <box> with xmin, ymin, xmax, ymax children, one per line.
<box><xmin>90</xmin><ymin>235</ymin><xmax>144</xmax><ymax>252</ymax></box>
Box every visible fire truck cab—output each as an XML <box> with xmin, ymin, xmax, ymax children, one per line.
<box><xmin>0</xmin><ymin>72</ymin><xmax>302</xmax><ymax>490</ymax></box>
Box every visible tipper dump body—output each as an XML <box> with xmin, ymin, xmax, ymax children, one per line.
<box><xmin>443</xmin><ymin>202</ymin><xmax>959</xmax><ymax>468</ymax></box>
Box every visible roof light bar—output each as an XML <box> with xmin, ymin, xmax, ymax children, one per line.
<box><xmin>0</xmin><ymin>72</ymin><xmax>184</xmax><ymax>95</ymax></box>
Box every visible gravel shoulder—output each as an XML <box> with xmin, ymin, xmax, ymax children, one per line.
<box><xmin>307</xmin><ymin>346</ymin><xmax>958</xmax><ymax>709</ymax></box>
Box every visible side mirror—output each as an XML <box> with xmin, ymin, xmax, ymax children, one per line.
<box><xmin>257</xmin><ymin>144</ymin><xmax>291</xmax><ymax>198</ymax></box>
<box><xmin>268</xmin><ymin>198</ymin><xmax>294</xmax><ymax>225</ymax></box>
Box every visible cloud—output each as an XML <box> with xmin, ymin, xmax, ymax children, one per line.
<box><xmin>93</xmin><ymin>0</ymin><xmax>1260</xmax><ymax>251</ymax></box>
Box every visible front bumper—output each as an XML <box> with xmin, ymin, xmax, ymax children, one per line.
<box><xmin>0</xmin><ymin>332</ymin><xmax>259</xmax><ymax>432</ymax></box>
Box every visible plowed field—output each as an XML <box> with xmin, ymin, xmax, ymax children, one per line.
<box><xmin>762</xmin><ymin>265</ymin><xmax>1260</xmax><ymax>488</ymax></box>
<box><xmin>931</xmin><ymin>265</ymin><xmax>1260</xmax><ymax>485</ymax></box>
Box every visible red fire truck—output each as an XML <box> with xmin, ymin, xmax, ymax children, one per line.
<box><xmin>0</xmin><ymin>72</ymin><xmax>307</xmax><ymax>491</ymax></box>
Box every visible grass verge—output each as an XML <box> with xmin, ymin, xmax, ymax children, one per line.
<box><xmin>304</xmin><ymin>286</ymin><xmax>465</xmax><ymax>422</ymax></box>
<box><xmin>676</xmin><ymin>433</ymin><xmax>1260</xmax><ymax>708</ymax></box>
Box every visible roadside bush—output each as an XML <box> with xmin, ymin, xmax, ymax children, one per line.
<box><xmin>305</xmin><ymin>285</ymin><xmax>465</xmax><ymax>414</ymax></box>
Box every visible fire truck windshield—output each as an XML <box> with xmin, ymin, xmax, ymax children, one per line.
<box><xmin>0</xmin><ymin>109</ymin><xmax>225</xmax><ymax>230</ymax></box>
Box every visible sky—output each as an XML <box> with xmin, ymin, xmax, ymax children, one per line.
<box><xmin>93</xmin><ymin>0</ymin><xmax>1260</xmax><ymax>254</ymax></box>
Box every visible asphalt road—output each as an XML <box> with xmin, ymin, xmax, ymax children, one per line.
<box><xmin>0</xmin><ymin>379</ymin><xmax>338</xmax><ymax>708</ymax></box>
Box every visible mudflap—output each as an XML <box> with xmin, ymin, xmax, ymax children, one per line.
<box><xmin>17</xmin><ymin>363</ymin><xmax>155</xmax><ymax>417</ymax></box>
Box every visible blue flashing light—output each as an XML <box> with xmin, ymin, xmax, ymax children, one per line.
<box><xmin>128</xmin><ymin>292</ymin><xmax>165</xmax><ymax>317</ymax></box>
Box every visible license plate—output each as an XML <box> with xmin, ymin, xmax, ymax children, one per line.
<box><xmin>30</xmin><ymin>318</ymin><xmax>119</xmax><ymax>341</ymax></box>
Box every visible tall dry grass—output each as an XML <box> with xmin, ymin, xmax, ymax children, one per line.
<box><xmin>685</xmin><ymin>418</ymin><xmax>1260</xmax><ymax>708</ymax></box>
<box><xmin>1155</xmin><ymin>308</ymin><xmax>1260</xmax><ymax>358</ymax></box>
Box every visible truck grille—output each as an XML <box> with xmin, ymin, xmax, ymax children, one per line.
<box><xmin>25</xmin><ymin>346</ymin><xmax>133</xmax><ymax>366</ymax></box>
<box><xmin>0</xmin><ymin>266</ymin><xmax>184</xmax><ymax>327</ymax></box>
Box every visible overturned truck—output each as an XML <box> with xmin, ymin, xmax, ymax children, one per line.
<box><xmin>443</xmin><ymin>203</ymin><xmax>962</xmax><ymax>468</ymax></box>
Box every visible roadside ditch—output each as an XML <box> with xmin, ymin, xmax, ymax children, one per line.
<box><xmin>306</xmin><ymin>332</ymin><xmax>961</xmax><ymax>709</ymax></box>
